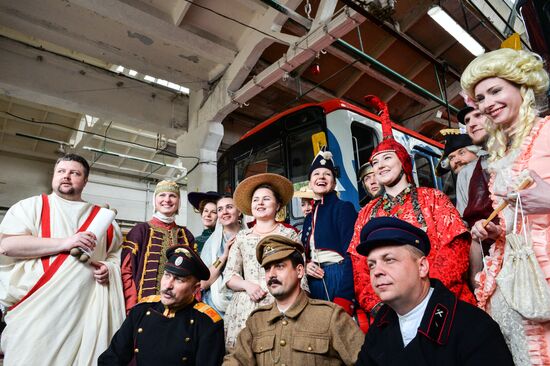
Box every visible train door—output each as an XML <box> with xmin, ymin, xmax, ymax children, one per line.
<box><xmin>411</xmin><ymin>146</ymin><xmax>456</xmax><ymax>202</ymax></box>
<box><xmin>351</xmin><ymin>121</ymin><xmax>379</xmax><ymax>208</ymax></box>
<box><xmin>286</xmin><ymin>124</ymin><xmax>324</xmax><ymax>223</ymax></box>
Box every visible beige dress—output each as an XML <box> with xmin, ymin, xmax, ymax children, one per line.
<box><xmin>222</xmin><ymin>224</ymin><xmax>308</xmax><ymax>349</ymax></box>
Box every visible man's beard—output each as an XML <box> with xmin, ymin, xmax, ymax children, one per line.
<box><xmin>56</xmin><ymin>183</ymin><xmax>82</xmax><ymax>196</ymax></box>
<box><xmin>56</xmin><ymin>184</ymin><xmax>77</xmax><ymax>196</ymax></box>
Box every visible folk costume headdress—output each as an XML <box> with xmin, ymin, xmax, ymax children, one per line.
<box><xmin>365</xmin><ymin>95</ymin><xmax>414</xmax><ymax>185</ymax></box>
<box><xmin>153</xmin><ymin>180</ymin><xmax>180</xmax><ymax>222</ymax></box>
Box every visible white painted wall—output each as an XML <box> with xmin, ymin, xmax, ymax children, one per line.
<box><xmin>0</xmin><ymin>152</ymin><xmax>192</xmax><ymax>232</ymax></box>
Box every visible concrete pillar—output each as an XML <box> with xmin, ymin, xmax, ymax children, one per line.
<box><xmin>176</xmin><ymin>118</ymin><xmax>224</xmax><ymax>235</ymax></box>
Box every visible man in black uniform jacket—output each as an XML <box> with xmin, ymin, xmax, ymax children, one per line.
<box><xmin>99</xmin><ymin>245</ymin><xmax>224</xmax><ymax>365</ymax></box>
<box><xmin>355</xmin><ymin>217</ymin><xmax>513</xmax><ymax>366</ymax></box>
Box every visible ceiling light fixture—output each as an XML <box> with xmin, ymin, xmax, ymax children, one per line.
<box><xmin>427</xmin><ymin>6</ymin><xmax>485</xmax><ymax>56</ymax></box>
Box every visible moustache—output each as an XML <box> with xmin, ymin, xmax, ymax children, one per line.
<box><xmin>161</xmin><ymin>289</ymin><xmax>174</xmax><ymax>297</ymax></box>
<box><xmin>267</xmin><ymin>278</ymin><xmax>282</xmax><ymax>286</ymax></box>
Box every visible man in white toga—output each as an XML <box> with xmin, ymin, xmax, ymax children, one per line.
<box><xmin>0</xmin><ymin>154</ymin><xmax>125</xmax><ymax>365</ymax></box>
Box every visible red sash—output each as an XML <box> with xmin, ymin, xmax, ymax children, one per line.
<box><xmin>8</xmin><ymin>194</ymin><xmax>103</xmax><ymax>311</ymax></box>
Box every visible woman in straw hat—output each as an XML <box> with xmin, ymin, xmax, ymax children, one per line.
<box><xmin>347</xmin><ymin>96</ymin><xmax>474</xmax><ymax>333</ymax></box>
<box><xmin>222</xmin><ymin>173</ymin><xmax>308</xmax><ymax>349</ymax></box>
<box><xmin>120</xmin><ymin>180</ymin><xmax>196</xmax><ymax>311</ymax></box>
<box><xmin>293</xmin><ymin>186</ymin><xmax>316</xmax><ymax>217</ymax></box>
<box><xmin>461</xmin><ymin>48</ymin><xmax>550</xmax><ymax>365</ymax></box>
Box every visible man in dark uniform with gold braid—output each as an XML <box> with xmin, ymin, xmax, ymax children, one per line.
<box><xmin>99</xmin><ymin>244</ymin><xmax>224</xmax><ymax>365</ymax></box>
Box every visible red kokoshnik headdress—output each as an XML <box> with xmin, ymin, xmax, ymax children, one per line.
<box><xmin>365</xmin><ymin>95</ymin><xmax>414</xmax><ymax>185</ymax></box>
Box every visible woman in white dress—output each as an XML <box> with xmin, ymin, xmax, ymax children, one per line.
<box><xmin>222</xmin><ymin>173</ymin><xmax>308</xmax><ymax>349</ymax></box>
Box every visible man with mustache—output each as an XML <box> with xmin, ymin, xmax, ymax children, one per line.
<box><xmin>224</xmin><ymin>234</ymin><xmax>363</xmax><ymax>365</ymax></box>
<box><xmin>0</xmin><ymin>154</ymin><xmax>124</xmax><ymax>366</ymax></box>
<box><xmin>435</xmin><ymin>128</ymin><xmax>479</xmax><ymax>179</ymax></box>
<box><xmin>100</xmin><ymin>244</ymin><xmax>225</xmax><ymax>365</ymax></box>
<box><xmin>355</xmin><ymin>216</ymin><xmax>513</xmax><ymax>366</ymax></box>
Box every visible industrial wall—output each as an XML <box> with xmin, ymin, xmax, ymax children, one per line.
<box><xmin>0</xmin><ymin>152</ymin><xmax>194</xmax><ymax>233</ymax></box>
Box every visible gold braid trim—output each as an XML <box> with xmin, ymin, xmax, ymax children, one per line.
<box><xmin>138</xmin><ymin>228</ymin><xmax>156</xmax><ymax>301</ymax></box>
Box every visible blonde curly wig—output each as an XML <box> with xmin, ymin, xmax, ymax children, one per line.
<box><xmin>460</xmin><ymin>48</ymin><xmax>549</xmax><ymax>161</ymax></box>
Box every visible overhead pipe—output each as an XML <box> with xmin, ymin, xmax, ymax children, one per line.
<box><xmin>334</xmin><ymin>39</ymin><xmax>459</xmax><ymax>113</ymax></box>
<box><xmin>262</xmin><ymin>0</ymin><xmax>459</xmax><ymax>114</ymax></box>
<box><xmin>259</xmin><ymin>0</ymin><xmax>313</xmax><ymax>29</ymax></box>
<box><xmin>340</xmin><ymin>0</ymin><xmax>462</xmax><ymax>79</ymax></box>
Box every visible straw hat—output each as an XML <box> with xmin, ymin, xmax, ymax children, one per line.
<box><xmin>234</xmin><ymin>173</ymin><xmax>293</xmax><ymax>216</ymax></box>
<box><xmin>293</xmin><ymin>186</ymin><xmax>315</xmax><ymax>200</ymax></box>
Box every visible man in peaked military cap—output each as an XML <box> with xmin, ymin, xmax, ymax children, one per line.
<box><xmin>358</xmin><ymin>162</ymin><xmax>382</xmax><ymax>206</ymax></box>
<box><xmin>99</xmin><ymin>245</ymin><xmax>224</xmax><ymax>365</ymax></box>
<box><xmin>223</xmin><ymin>235</ymin><xmax>363</xmax><ymax>366</ymax></box>
<box><xmin>355</xmin><ymin>217</ymin><xmax>513</xmax><ymax>366</ymax></box>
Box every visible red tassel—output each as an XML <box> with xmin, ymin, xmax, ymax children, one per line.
<box><xmin>364</xmin><ymin>95</ymin><xmax>393</xmax><ymax>140</ymax></box>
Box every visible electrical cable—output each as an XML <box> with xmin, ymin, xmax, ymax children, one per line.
<box><xmin>1</xmin><ymin>110</ymin><xmax>200</xmax><ymax>162</ymax></box>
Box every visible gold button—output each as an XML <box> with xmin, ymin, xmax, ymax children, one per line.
<box><xmin>146</xmin><ymin>311</ymin><xmax>151</xmax><ymax>316</ymax></box>
<box><xmin>282</xmin><ymin>320</ymin><xmax>288</xmax><ymax>325</ymax></box>
<box><xmin>307</xmin><ymin>346</ymin><xmax>313</xmax><ymax>351</ymax></box>
<box><xmin>415</xmin><ymin>240</ymin><xmax>419</xmax><ymax>244</ymax></box>
<box><xmin>185</xmin><ymin>337</ymin><xmax>190</xmax><ymax>343</ymax></box>
<box><xmin>134</xmin><ymin>348</ymin><xmax>139</xmax><ymax>353</ymax></box>
<box><xmin>189</xmin><ymin>319</ymin><xmax>195</xmax><ymax>325</ymax></box>
<box><xmin>182</xmin><ymin>356</ymin><xmax>188</xmax><ymax>362</ymax></box>
<box><xmin>259</xmin><ymin>346</ymin><xmax>263</xmax><ymax>351</ymax></box>
<box><xmin>280</xmin><ymin>340</ymin><xmax>286</xmax><ymax>346</ymax></box>
<box><xmin>137</xmin><ymin>328</ymin><xmax>143</xmax><ymax>333</ymax></box>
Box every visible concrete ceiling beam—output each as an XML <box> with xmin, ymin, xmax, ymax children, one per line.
<box><xmin>0</xmin><ymin>1</ymin><xmax>214</xmax><ymax>85</ymax></box>
<box><xmin>68</xmin><ymin>0</ymin><xmax>235</xmax><ymax>65</ymax></box>
<box><xmin>0</xmin><ymin>38</ymin><xmax>188</xmax><ymax>140</ymax></box>
<box><xmin>194</xmin><ymin>0</ymin><xmax>304</xmax><ymax>126</ymax></box>
<box><xmin>231</xmin><ymin>9</ymin><xmax>366</xmax><ymax>109</ymax></box>
<box><xmin>171</xmin><ymin>0</ymin><xmax>192</xmax><ymax>26</ymax></box>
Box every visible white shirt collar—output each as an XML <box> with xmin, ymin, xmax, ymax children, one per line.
<box><xmin>397</xmin><ymin>287</ymin><xmax>434</xmax><ymax>347</ymax></box>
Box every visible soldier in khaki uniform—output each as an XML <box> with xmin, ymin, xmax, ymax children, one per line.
<box><xmin>223</xmin><ymin>235</ymin><xmax>363</xmax><ymax>366</ymax></box>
